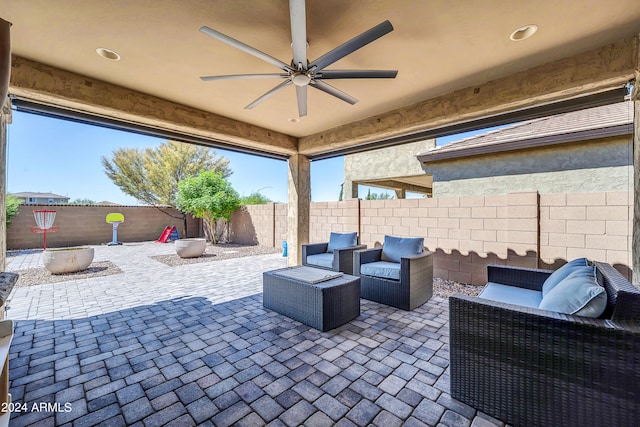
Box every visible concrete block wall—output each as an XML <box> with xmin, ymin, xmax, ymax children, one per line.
<box><xmin>275</xmin><ymin>204</ymin><xmax>287</xmax><ymax>247</ymax></box>
<box><xmin>230</xmin><ymin>204</ymin><xmax>275</xmax><ymax>246</ymax></box>
<box><xmin>310</xmin><ymin>199</ymin><xmax>360</xmax><ymax>243</ymax></box>
<box><xmin>359</xmin><ymin>193</ymin><xmax>540</xmax><ymax>284</ymax></box>
<box><xmin>227</xmin><ymin>203</ymin><xmax>287</xmax><ymax>249</ymax></box>
<box><xmin>7</xmin><ymin>204</ymin><xmax>200</xmax><ymax>249</ymax></box>
<box><xmin>224</xmin><ymin>190</ymin><xmax>632</xmax><ymax>285</ymax></box>
<box><xmin>540</xmin><ymin>191</ymin><xmax>632</xmax><ymax>277</ymax></box>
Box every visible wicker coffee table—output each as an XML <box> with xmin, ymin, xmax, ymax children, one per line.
<box><xmin>263</xmin><ymin>266</ymin><xmax>361</xmax><ymax>331</ymax></box>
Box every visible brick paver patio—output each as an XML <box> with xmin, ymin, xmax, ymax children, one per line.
<box><xmin>5</xmin><ymin>242</ymin><xmax>505</xmax><ymax>426</ymax></box>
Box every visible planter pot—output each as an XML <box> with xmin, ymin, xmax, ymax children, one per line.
<box><xmin>175</xmin><ymin>238</ymin><xmax>207</xmax><ymax>258</ymax></box>
<box><xmin>43</xmin><ymin>247</ymin><xmax>94</xmax><ymax>274</ymax></box>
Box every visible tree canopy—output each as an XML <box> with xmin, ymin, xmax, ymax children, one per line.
<box><xmin>241</xmin><ymin>191</ymin><xmax>272</xmax><ymax>205</ymax></box>
<box><xmin>176</xmin><ymin>171</ymin><xmax>240</xmax><ymax>244</ymax></box>
<box><xmin>365</xmin><ymin>189</ymin><xmax>393</xmax><ymax>200</ymax></box>
<box><xmin>70</xmin><ymin>198</ymin><xmax>96</xmax><ymax>205</ymax></box>
<box><xmin>101</xmin><ymin>140</ymin><xmax>231</xmax><ymax>206</ymax></box>
<box><xmin>6</xmin><ymin>194</ymin><xmax>20</xmax><ymax>228</ymax></box>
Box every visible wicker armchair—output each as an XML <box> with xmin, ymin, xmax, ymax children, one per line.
<box><xmin>353</xmin><ymin>247</ymin><xmax>433</xmax><ymax>310</ymax></box>
<box><xmin>301</xmin><ymin>233</ymin><xmax>366</xmax><ymax>275</ymax></box>
<box><xmin>449</xmin><ymin>261</ymin><xmax>640</xmax><ymax>427</ymax></box>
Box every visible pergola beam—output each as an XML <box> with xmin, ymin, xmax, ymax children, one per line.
<box><xmin>9</xmin><ymin>56</ymin><xmax>298</xmax><ymax>157</ymax></box>
<box><xmin>357</xmin><ymin>179</ymin><xmax>432</xmax><ymax>195</ymax></box>
<box><xmin>299</xmin><ymin>36</ymin><xmax>638</xmax><ymax>156</ymax></box>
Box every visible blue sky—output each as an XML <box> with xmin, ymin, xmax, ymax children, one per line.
<box><xmin>6</xmin><ymin>111</ymin><xmax>494</xmax><ymax>205</ymax></box>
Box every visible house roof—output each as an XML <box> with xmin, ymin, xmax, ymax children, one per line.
<box><xmin>11</xmin><ymin>192</ymin><xmax>69</xmax><ymax>199</ymax></box>
<box><xmin>417</xmin><ymin>101</ymin><xmax>634</xmax><ymax>163</ymax></box>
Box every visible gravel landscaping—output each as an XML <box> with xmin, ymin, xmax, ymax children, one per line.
<box><xmin>434</xmin><ymin>277</ymin><xmax>482</xmax><ymax>297</ymax></box>
<box><xmin>14</xmin><ymin>261</ymin><xmax>123</xmax><ymax>287</ymax></box>
<box><xmin>151</xmin><ymin>243</ymin><xmax>282</xmax><ymax>266</ymax></box>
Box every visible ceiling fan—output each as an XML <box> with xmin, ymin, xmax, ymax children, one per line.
<box><xmin>199</xmin><ymin>0</ymin><xmax>397</xmax><ymax>117</ymax></box>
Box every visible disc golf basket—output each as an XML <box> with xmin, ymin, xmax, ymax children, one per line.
<box><xmin>106</xmin><ymin>213</ymin><xmax>124</xmax><ymax>246</ymax></box>
<box><xmin>30</xmin><ymin>210</ymin><xmax>58</xmax><ymax>249</ymax></box>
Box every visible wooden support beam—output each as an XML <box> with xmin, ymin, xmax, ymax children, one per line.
<box><xmin>9</xmin><ymin>56</ymin><xmax>298</xmax><ymax>157</ymax></box>
<box><xmin>299</xmin><ymin>36</ymin><xmax>638</xmax><ymax>156</ymax></box>
<box><xmin>287</xmin><ymin>154</ymin><xmax>310</xmax><ymax>267</ymax></box>
<box><xmin>362</xmin><ymin>179</ymin><xmax>432</xmax><ymax>195</ymax></box>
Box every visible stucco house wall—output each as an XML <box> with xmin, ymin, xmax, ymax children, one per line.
<box><xmin>426</xmin><ymin>136</ymin><xmax>632</xmax><ymax>197</ymax></box>
<box><xmin>343</xmin><ymin>139</ymin><xmax>435</xmax><ymax>198</ymax></box>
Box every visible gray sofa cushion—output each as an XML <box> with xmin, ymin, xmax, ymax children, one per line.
<box><xmin>327</xmin><ymin>232</ymin><xmax>358</xmax><ymax>253</ymax></box>
<box><xmin>360</xmin><ymin>261</ymin><xmax>401</xmax><ymax>280</ymax></box>
<box><xmin>539</xmin><ymin>266</ymin><xmax>607</xmax><ymax>317</ymax></box>
<box><xmin>478</xmin><ymin>282</ymin><xmax>542</xmax><ymax>308</ymax></box>
<box><xmin>542</xmin><ymin>257</ymin><xmax>589</xmax><ymax>296</ymax></box>
<box><xmin>380</xmin><ymin>235</ymin><xmax>424</xmax><ymax>263</ymax></box>
<box><xmin>305</xmin><ymin>253</ymin><xmax>334</xmax><ymax>269</ymax></box>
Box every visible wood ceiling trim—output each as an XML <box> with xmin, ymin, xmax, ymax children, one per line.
<box><xmin>9</xmin><ymin>56</ymin><xmax>298</xmax><ymax>156</ymax></box>
<box><xmin>298</xmin><ymin>36</ymin><xmax>638</xmax><ymax>157</ymax></box>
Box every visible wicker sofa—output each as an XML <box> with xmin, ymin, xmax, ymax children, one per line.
<box><xmin>449</xmin><ymin>261</ymin><xmax>640</xmax><ymax>427</ymax></box>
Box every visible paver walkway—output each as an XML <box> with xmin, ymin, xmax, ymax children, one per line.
<box><xmin>5</xmin><ymin>242</ymin><xmax>506</xmax><ymax>426</ymax></box>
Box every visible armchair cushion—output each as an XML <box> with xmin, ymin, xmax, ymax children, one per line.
<box><xmin>380</xmin><ymin>235</ymin><xmax>424</xmax><ymax>263</ymax></box>
<box><xmin>541</xmin><ymin>257</ymin><xmax>588</xmax><ymax>296</ymax></box>
<box><xmin>478</xmin><ymin>282</ymin><xmax>542</xmax><ymax>308</ymax></box>
<box><xmin>327</xmin><ymin>232</ymin><xmax>358</xmax><ymax>253</ymax></box>
<box><xmin>360</xmin><ymin>261</ymin><xmax>401</xmax><ymax>280</ymax></box>
<box><xmin>305</xmin><ymin>253</ymin><xmax>335</xmax><ymax>270</ymax></box>
<box><xmin>539</xmin><ymin>266</ymin><xmax>607</xmax><ymax>317</ymax></box>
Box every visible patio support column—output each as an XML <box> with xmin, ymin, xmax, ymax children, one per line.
<box><xmin>633</xmin><ymin>88</ymin><xmax>640</xmax><ymax>285</ymax></box>
<box><xmin>287</xmin><ymin>154</ymin><xmax>310</xmax><ymax>266</ymax></box>
<box><xmin>344</xmin><ymin>179</ymin><xmax>358</xmax><ymax>199</ymax></box>
<box><xmin>0</xmin><ymin>18</ymin><xmax>10</xmax><ymax>272</ymax></box>
<box><xmin>0</xmin><ymin>103</ymin><xmax>8</xmax><ymax>272</ymax></box>
<box><xmin>632</xmin><ymin>34</ymin><xmax>640</xmax><ymax>285</ymax></box>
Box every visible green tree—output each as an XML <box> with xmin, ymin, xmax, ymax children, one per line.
<box><xmin>365</xmin><ymin>189</ymin><xmax>393</xmax><ymax>200</ymax></box>
<box><xmin>6</xmin><ymin>194</ymin><xmax>20</xmax><ymax>228</ymax></box>
<box><xmin>70</xmin><ymin>198</ymin><xmax>96</xmax><ymax>205</ymax></box>
<box><xmin>101</xmin><ymin>140</ymin><xmax>231</xmax><ymax>207</ymax></box>
<box><xmin>338</xmin><ymin>183</ymin><xmax>344</xmax><ymax>202</ymax></box>
<box><xmin>241</xmin><ymin>191</ymin><xmax>271</xmax><ymax>205</ymax></box>
<box><xmin>176</xmin><ymin>171</ymin><xmax>240</xmax><ymax>244</ymax></box>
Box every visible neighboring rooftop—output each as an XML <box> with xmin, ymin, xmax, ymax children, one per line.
<box><xmin>10</xmin><ymin>191</ymin><xmax>69</xmax><ymax>200</ymax></box>
<box><xmin>418</xmin><ymin>101</ymin><xmax>634</xmax><ymax>163</ymax></box>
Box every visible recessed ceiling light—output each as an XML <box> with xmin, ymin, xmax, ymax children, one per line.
<box><xmin>288</xmin><ymin>117</ymin><xmax>300</xmax><ymax>123</ymax></box>
<box><xmin>509</xmin><ymin>24</ymin><xmax>538</xmax><ymax>41</ymax></box>
<box><xmin>96</xmin><ymin>47</ymin><xmax>121</xmax><ymax>61</ymax></box>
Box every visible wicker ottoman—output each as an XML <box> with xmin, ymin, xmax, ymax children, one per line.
<box><xmin>263</xmin><ymin>266</ymin><xmax>361</xmax><ymax>331</ymax></box>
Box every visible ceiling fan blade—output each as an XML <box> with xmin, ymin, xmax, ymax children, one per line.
<box><xmin>317</xmin><ymin>70</ymin><xmax>398</xmax><ymax>79</ymax></box>
<box><xmin>245</xmin><ymin>80</ymin><xmax>292</xmax><ymax>110</ymax></box>
<box><xmin>311</xmin><ymin>80</ymin><xmax>358</xmax><ymax>105</ymax></box>
<box><xmin>200</xmin><ymin>74</ymin><xmax>288</xmax><ymax>81</ymax></box>
<box><xmin>308</xmin><ymin>20</ymin><xmax>393</xmax><ymax>72</ymax></box>
<box><xmin>296</xmin><ymin>85</ymin><xmax>307</xmax><ymax>117</ymax></box>
<box><xmin>289</xmin><ymin>0</ymin><xmax>307</xmax><ymax>69</ymax></box>
<box><xmin>200</xmin><ymin>26</ymin><xmax>293</xmax><ymax>72</ymax></box>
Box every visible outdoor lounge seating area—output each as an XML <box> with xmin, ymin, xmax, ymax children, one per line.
<box><xmin>450</xmin><ymin>261</ymin><xmax>640</xmax><ymax>427</ymax></box>
<box><xmin>4</xmin><ymin>240</ymin><xmax>640</xmax><ymax>426</ymax></box>
<box><xmin>4</xmin><ymin>243</ymin><xmax>488</xmax><ymax>427</ymax></box>
<box><xmin>4</xmin><ymin>2</ymin><xmax>640</xmax><ymax>426</ymax></box>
